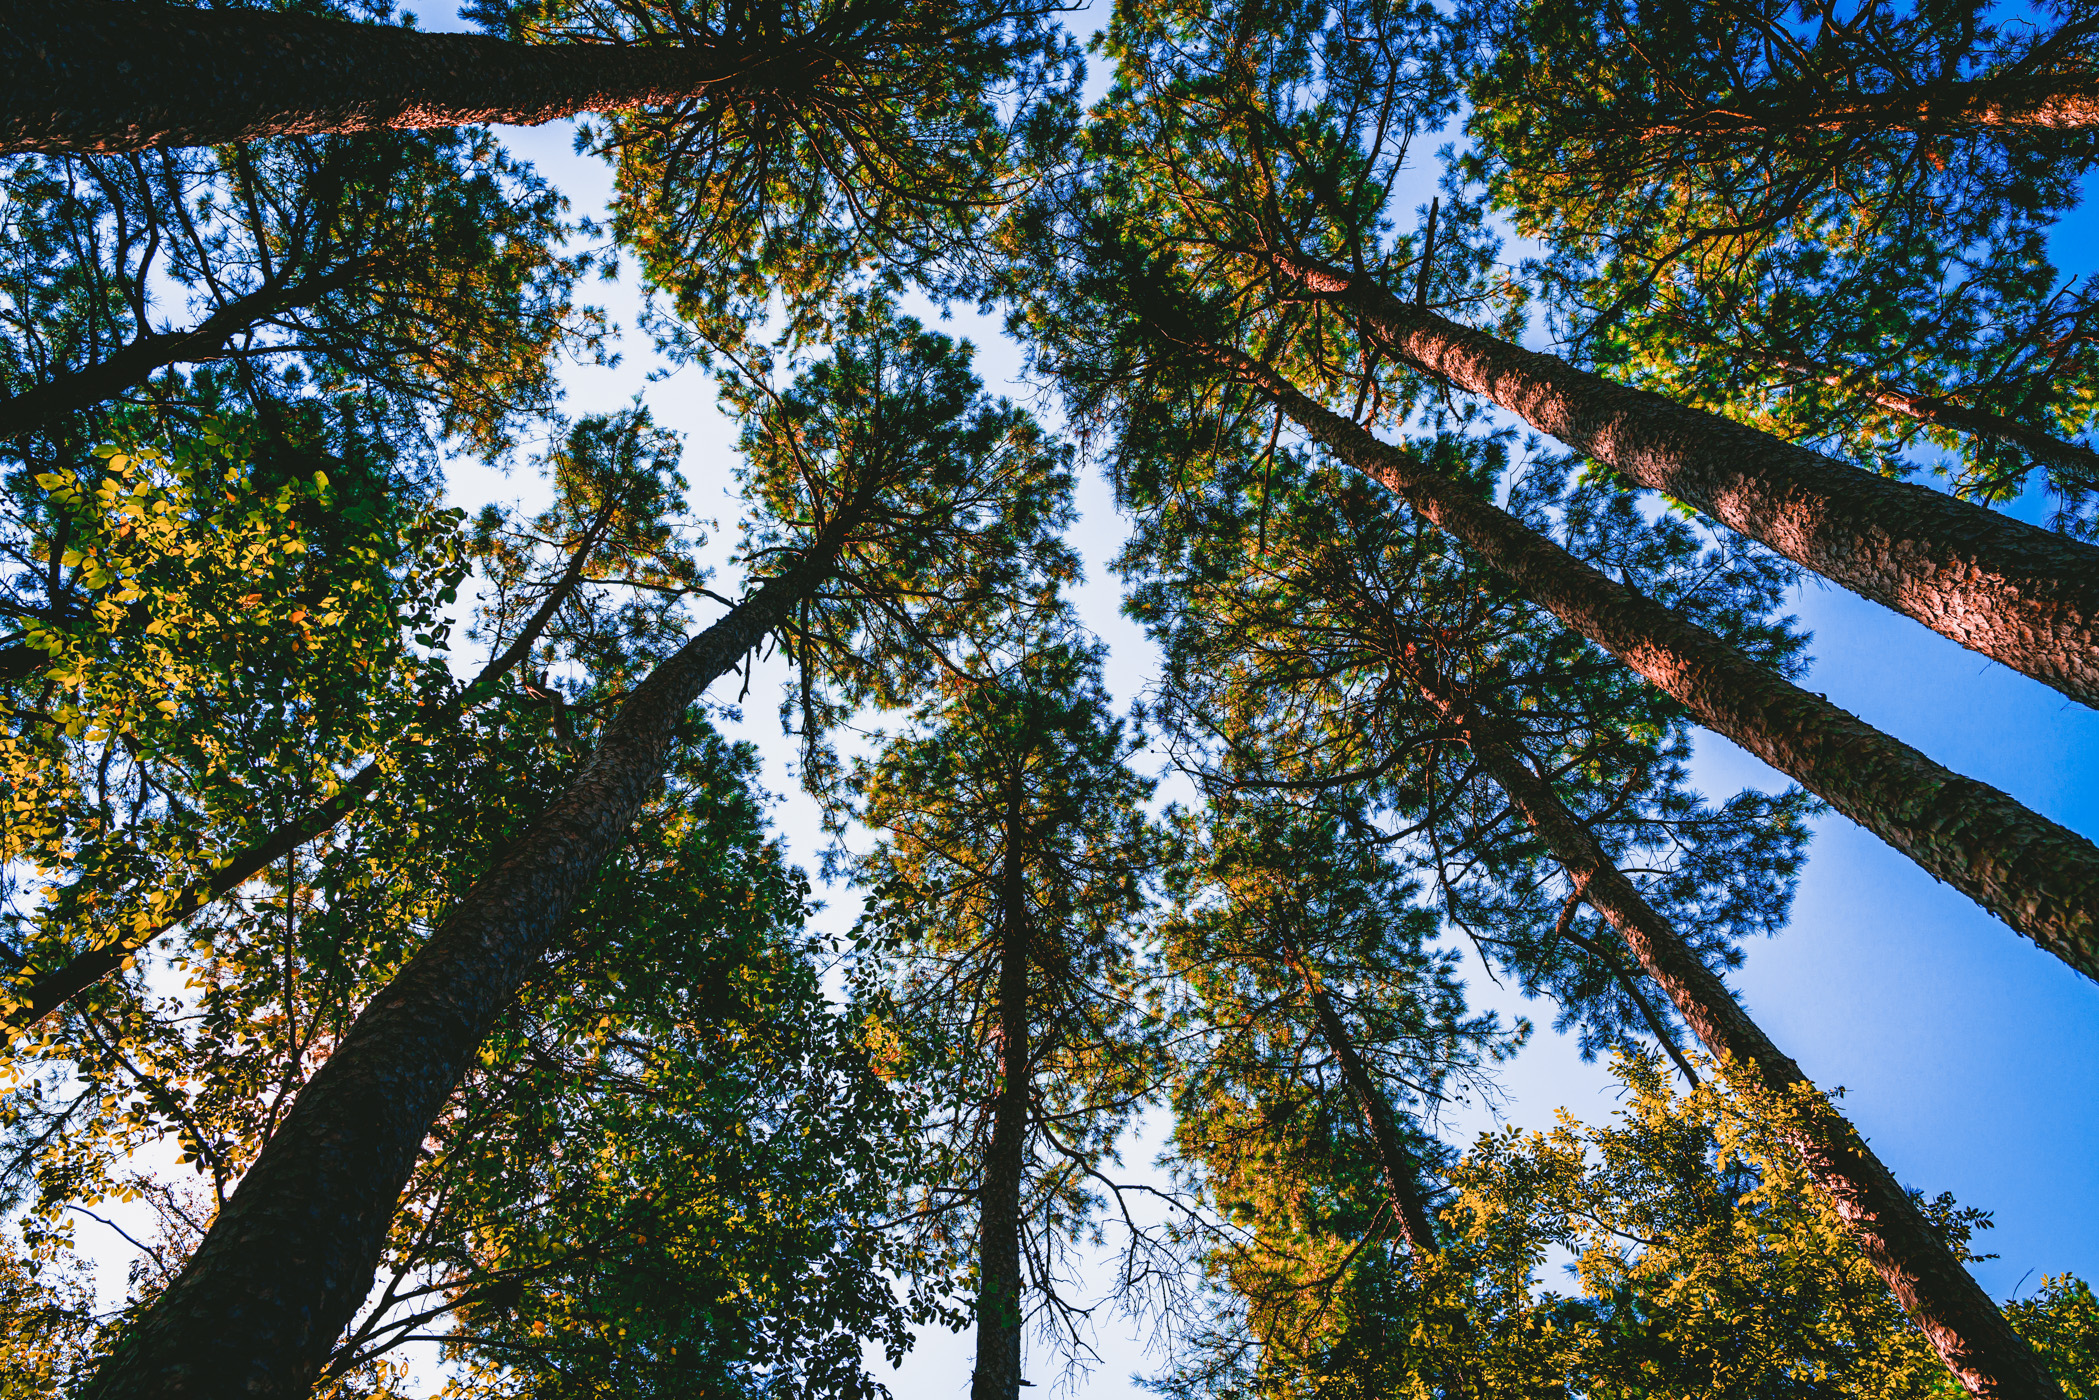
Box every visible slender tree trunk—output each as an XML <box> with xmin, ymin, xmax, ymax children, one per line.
<box><xmin>1279</xmin><ymin>946</ymin><xmax>1439</xmax><ymax>1255</ymax></box>
<box><xmin>1180</xmin><ymin>331</ymin><xmax>2099</xmax><ymax>982</ymax></box>
<box><xmin>0</xmin><ymin>0</ymin><xmax>817</xmax><ymax>153</ymax></box>
<box><xmin>1766</xmin><ymin>350</ymin><xmax>2099</xmax><ymax>488</ymax></box>
<box><xmin>75</xmin><ymin>525</ymin><xmax>848</xmax><ymax>1400</ymax></box>
<box><xmin>2</xmin><ymin>511</ymin><xmax>605</xmax><ymax>1039</ymax></box>
<box><xmin>973</xmin><ymin>782</ymin><xmax>1032</xmax><ymax>1400</ymax></box>
<box><xmin>1261</xmin><ymin>250</ymin><xmax>2099</xmax><ymax>709</ymax></box>
<box><xmin>1401</xmin><ymin>655</ymin><xmax>2063</xmax><ymax>1400</ymax></box>
<box><xmin>0</xmin><ymin>260</ymin><xmax>370</xmax><ymax>440</ymax></box>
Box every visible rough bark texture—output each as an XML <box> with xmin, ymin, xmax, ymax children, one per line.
<box><xmin>972</xmin><ymin>784</ymin><xmax>1031</xmax><ymax>1400</ymax></box>
<box><xmin>1283</xmin><ymin>949</ymin><xmax>1440</xmax><ymax>1256</ymax></box>
<box><xmin>1405</xmin><ymin>660</ymin><xmax>2063</xmax><ymax>1400</ymax></box>
<box><xmin>75</xmin><ymin>537</ymin><xmax>841</xmax><ymax>1400</ymax></box>
<box><xmin>0</xmin><ymin>0</ymin><xmax>799</xmax><ymax>153</ymax></box>
<box><xmin>1266</xmin><ymin>251</ymin><xmax>2099</xmax><ymax>709</ymax></box>
<box><xmin>2</xmin><ymin>523</ymin><xmax>602</xmax><ymax>1040</ymax></box>
<box><xmin>1191</xmin><ymin>335</ymin><xmax>2099</xmax><ymax>982</ymax></box>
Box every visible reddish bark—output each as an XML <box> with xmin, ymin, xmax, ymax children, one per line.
<box><xmin>1404</xmin><ymin>657</ymin><xmax>2063</xmax><ymax>1399</ymax></box>
<box><xmin>0</xmin><ymin>1</ymin><xmax>814</xmax><ymax>153</ymax></box>
<box><xmin>75</xmin><ymin>531</ymin><xmax>843</xmax><ymax>1400</ymax></box>
<box><xmin>1265</xmin><ymin>250</ymin><xmax>2099</xmax><ymax>710</ymax></box>
<box><xmin>1184</xmin><ymin>333</ymin><xmax>2099</xmax><ymax>983</ymax></box>
<box><xmin>1651</xmin><ymin>74</ymin><xmax>2099</xmax><ymax>135</ymax></box>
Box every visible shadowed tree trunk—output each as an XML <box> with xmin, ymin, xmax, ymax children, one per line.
<box><xmin>1174</xmin><ymin>329</ymin><xmax>2099</xmax><ymax>983</ymax></box>
<box><xmin>1400</xmin><ymin>651</ymin><xmax>2065</xmax><ymax>1400</ymax></box>
<box><xmin>1278</xmin><ymin>945</ymin><xmax>1440</xmax><ymax>1256</ymax></box>
<box><xmin>0</xmin><ymin>259</ymin><xmax>370</xmax><ymax>440</ymax></box>
<box><xmin>973</xmin><ymin>778</ymin><xmax>1031</xmax><ymax>1400</ymax></box>
<box><xmin>1</xmin><ymin>502</ymin><xmax>608</xmax><ymax>1039</ymax></box>
<box><xmin>1261</xmin><ymin>250</ymin><xmax>2099</xmax><ymax>709</ymax></box>
<box><xmin>74</xmin><ymin>514</ymin><xmax>853</xmax><ymax>1400</ymax></box>
<box><xmin>0</xmin><ymin>0</ymin><xmax>817</xmax><ymax>153</ymax></box>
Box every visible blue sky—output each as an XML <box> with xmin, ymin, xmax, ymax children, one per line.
<box><xmin>400</xmin><ymin>5</ymin><xmax>2099</xmax><ymax>1391</ymax></box>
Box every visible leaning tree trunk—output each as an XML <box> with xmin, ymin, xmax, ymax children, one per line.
<box><xmin>1280</xmin><ymin>948</ymin><xmax>1440</xmax><ymax>1256</ymax></box>
<box><xmin>0</xmin><ymin>0</ymin><xmax>813</xmax><ymax>153</ymax></box>
<box><xmin>75</xmin><ymin>518</ymin><xmax>852</xmax><ymax>1400</ymax></box>
<box><xmin>0</xmin><ymin>260</ymin><xmax>371</xmax><ymax>439</ymax></box>
<box><xmin>1401</xmin><ymin>654</ymin><xmax>2063</xmax><ymax>1400</ymax></box>
<box><xmin>1763</xmin><ymin>351</ymin><xmax>2099</xmax><ymax>490</ymax></box>
<box><xmin>1177</xmin><ymin>332</ymin><xmax>2099</xmax><ymax>983</ymax></box>
<box><xmin>1</xmin><ymin>504</ymin><xmax>609</xmax><ymax>1039</ymax></box>
<box><xmin>1658</xmin><ymin>72</ymin><xmax>2099</xmax><ymax>136</ymax></box>
<box><xmin>1261</xmin><ymin>250</ymin><xmax>2099</xmax><ymax>710</ymax></box>
<box><xmin>973</xmin><ymin>781</ymin><xmax>1033</xmax><ymax>1400</ymax></box>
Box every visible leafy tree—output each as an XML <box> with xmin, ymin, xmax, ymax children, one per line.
<box><xmin>70</xmin><ymin>300</ymin><xmax>1073</xmax><ymax>1400</ymax></box>
<box><xmin>849</xmin><ymin>628</ymin><xmax>1158</xmax><ymax>1400</ymax></box>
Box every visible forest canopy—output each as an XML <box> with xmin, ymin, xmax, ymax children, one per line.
<box><xmin>0</xmin><ymin>0</ymin><xmax>2097</xmax><ymax>1397</ymax></box>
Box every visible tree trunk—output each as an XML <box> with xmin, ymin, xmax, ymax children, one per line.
<box><xmin>0</xmin><ymin>260</ymin><xmax>369</xmax><ymax>440</ymax></box>
<box><xmin>1402</xmin><ymin>654</ymin><xmax>2064</xmax><ymax>1400</ymax></box>
<box><xmin>973</xmin><ymin>781</ymin><xmax>1032</xmax><ymax>1400</ymax></box>
<box><xmin>75</xmin><ymin>527</ymin><xmax>847</xmax><ymax>1400</ymax></box>
<box><xmin>1262</xmin><ymin>250</ymin><xmax>2099</xmax><ymax>709</ymax></box>
<box><xmin>1658</xmin><ymin>73</ymin><xmax>2099</xmax><ymax>136</ymax></box>
<box><xmin>1181</xmin><ymin>332</ymin><xmax>2099</xmax><ymax>983</ymax></box>
<box><xmin>2</xmin><ymin>511</ymin><xmax>605</xmax><ymax>1040</ymax></box>
<box><xmin>0</xmin><ymin>0</ymin><xmax>813</xmax><ymax>153</ymax></box>
<box><xmin>1280</xmin><ymin>947</ymin><xmax>1440</xmax><ymax>1256</ymax></box>
<box><xmin>1766</xmin><ymin>351</ymin><xmax>2099</xmax><ymax>489</ymax></box>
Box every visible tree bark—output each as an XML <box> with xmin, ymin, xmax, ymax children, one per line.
<box><xmin>1263</xmin><ymin>250</ymin><xmax>2099</xmax><ymax>709</ymax></box>
<box><xmin>1279</xmin><ymin>947</ymin><xmax>1440</xmax><ymax>1256</ymax></box>
<box><xmin>1652</xmin><ymin>73</ymin><xmax>2099</xmax><ymax>136</ymax></box>
<box><xmin>0</xmin><ymin>260</ymin><xmax>370</xmax><ymax>440</ymax></box>
<box><xmin>74</xmin><ymin>526</ymin><xmax>846</xmax><ymax>1400</ymax></box>
<box><xmin>0</xmin><ymin>0</ymin><xmax>814</xmax><ymax>153</ymax></box>
<box><xmin>1402</xmin><ymin>655</ymin><xmax>2063</xmax><ymax>1400</ymax></box>
<box><xmin>972</xmin><ymin>779</ymin><xmax>1031</xmax><ymax>1400</ymax></box>
<box><xmin>1182</xmin><ymin>332</ymin><xmax>2099</xmax><ymax>983</ymax></box>
<box><xmin>1</xmin><ymin>512</ymin><xmax>605</xmax><ymax>1040</ymax></box>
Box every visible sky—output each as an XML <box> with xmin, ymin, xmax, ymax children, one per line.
<box><xmin>361</xmin><ymin>4</ymin><xmax>2099</xmax><ymax>1391</ymax></box>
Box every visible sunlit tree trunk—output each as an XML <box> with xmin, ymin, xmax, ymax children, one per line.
<box><xmin>1656</xmin><ymin>74</ymin><xmax>2099</xmax><ymax>135</ymax></box>
<box><xmin>1</xmin><ymin>0</ymin><xmax>800</xmax><ymax>153</ymax></box>
<box><xmin>1401</xmin><ymin>652</ymin><xmax>2064</xmax><ymax>1400</ymax></box>
<box><xmin>75</xmin><ymin>517</ymin><xmax>853</xmax><ymax>1400</ymax></box>
<box><xmin>973</xmin><ymin>779</ymin><xmax>1031</xmax><ymax>1400</ymax></box>
<box><xmin>1176</xmin><ymin>330</ymin><xmax>2099</xmax><ymax>982</ymax></box>
<box><xmin>1262</xmin><ymin>250</ymin><xmax>2099</xmax><ymax>709</ymax></box>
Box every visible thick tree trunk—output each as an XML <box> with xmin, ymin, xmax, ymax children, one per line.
<box><xmin>2</xmin><ymin>516</ymin><xmax>603</xmax><ymax>1040</ymax></box>
<box><xmin>0</xmin><ymin>260</ymin><xmax>369</xmax><ymax>440</ymax></box>
<box><xmin>1184</xmin><ymin>333</ymin><xmax>2099</xmax><ymax>982</ymax></box>
<box><xmin>973</xmin><ymin>785</ymin><xmax>1032</xmax><ymax>1400</ymax></box>
<box><xmin>1280</xmin><ymin>948</ymin><xmax>1440</xmax><ymax>1256</ymax></box>
<box><xmin>1263</xmin><ymin>251</ymin><xmax>2099</xmax><ymax>709</ymax></box>
<box><xmin>75</xmin><ymin>529</ymin><xmax>845</xmax><ymax>1400</ymax></box>
<box><xmin>1767</xmin><ymin>351</ymin><xmax>2099</xmax><ymax>489</ymax></box>
<box><xmin>1402</xmin><ymin>657</ymin><xmax>2063</xmax><ymax>1400</ymax></box>
<box><xmin>0</xmin><ymin>0</ymin><xmax>809</xmax><ymax>153</ymax></box>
